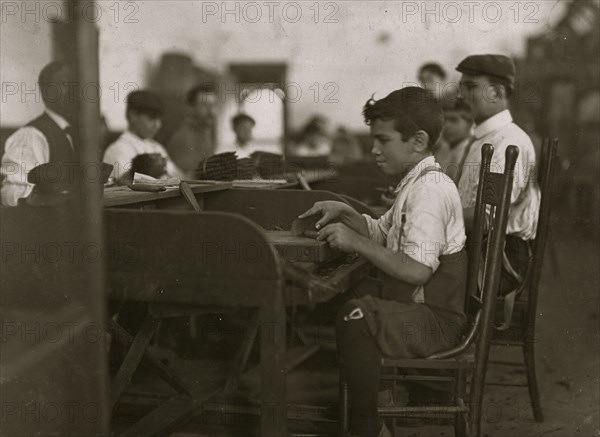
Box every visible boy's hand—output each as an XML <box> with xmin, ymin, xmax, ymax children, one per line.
<box><xmin>317</xmin><ymin>223</ymin><xmax>359</xmax><ymax>252</ymax></box>
<box><xmin>298</xmin><ymin>201</ymin><xmax>353</xmax><ymax>229</ymax></box>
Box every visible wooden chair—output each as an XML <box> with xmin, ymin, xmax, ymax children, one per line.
<box><xmin>338</xmin><ymin>144</ymin><xmax>520</xmax><ymax>437</ymax></box>
<box><xmin>489</xmin><ymin>138</ymin><xmax>560</xmax><ymax>422</ymax></box>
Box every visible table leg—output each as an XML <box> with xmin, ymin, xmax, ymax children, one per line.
<box><xmin>111</xmin><ymin>314</ymin><xmax>159</xmax><ymax>409</ymax></box>
<box><xmin>260</xmin><ymin>288</ymin><xmax>287</xmax><ymax>436</ymax></box>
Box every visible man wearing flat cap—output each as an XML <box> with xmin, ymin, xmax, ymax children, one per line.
<box><xmin>456</xmin><ymin>54</ymin><xmax>541</xmax><ymax>322</ymax></box>
<box><xmin>103</xmin><ymin>90</ymin><xmax>179</xmax><ymax>182</ymax></box>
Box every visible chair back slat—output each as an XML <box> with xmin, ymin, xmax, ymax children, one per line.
<box><xmin>526</xmin><ymin>138</ymin><xmax>559</xmax><ymax>326</ymax></box>
<box><xmin>465</xmin><ymin>143</ymin><xmax>494</xmax><ymax>311</ymax></box>
<box><xmin>468</xmin><ymin>144</ymin><xmax>519</xmax><ymax>435</ymax></box>
<box><xmin>482</xmin><ymin>173</ymin><xmax>505</xmax><ymax>206</ymax></box>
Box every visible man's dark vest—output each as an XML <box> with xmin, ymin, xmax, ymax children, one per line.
<box><xmin>26</xmin><ymin>113</ymin><xmax>76</xmax><ymax>163</ymax></box>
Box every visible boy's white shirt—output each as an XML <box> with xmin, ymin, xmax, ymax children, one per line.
<box><xmin>363</xmin><ymin>156</ymin><xmax>466</xmax><ymax>303</ymax></box>
<box><xmin>103</xmin><ymin>130</ymin><xmax>179</xmax><ymax>179</ymax></box>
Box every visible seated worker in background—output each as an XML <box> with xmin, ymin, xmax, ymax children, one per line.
<box><xmin>329</xmin><ymin>126</ymin><xmax>364</xmax><ymax>164</ymax></box>
<box><xmin>1</xmin><ymin>61</ymin><xmax>77</xmax><ymax>206</ymax></box>
<box><xmin>456</xmin><ymin>54</ymin><xmax>540</xmax><ymax>301</ymax></box>
<box><xmin>167</xmin><ymin>84</ymin><xmax>217</xmax><ymax>178</ymax></box>
<box><xmin>216</xmin><ymin>113</ymin><xmax>280</xmax><ymax>158</ymax></box>
<box><xmin>435</xmin><ymin>98</ymin><xmax>474</xmax><ymax>182</ymax></box>
<box><xmin>103</xmin><ymin>90</ymin><xmax>179</xmax><ymax>183</ymax></box>
<box><xmin>299</xmin><ymin>87</ymin><xmax>467</xmax><ymax>437</ymax></box>
<box><xmin>418</xmin><ymin>62</ymin><xmax>447</xmax><ymax>101</ymax></box>
<box><xmin>289</xmin><ymin>115</ymin><xmax>331</xmax><ymax>157</ymax></box>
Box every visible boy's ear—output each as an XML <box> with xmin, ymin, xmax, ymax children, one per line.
<box><xmin>411</xmin><ymin>130</ymin><xmax>430</xmax><ymax>152</ymax></box>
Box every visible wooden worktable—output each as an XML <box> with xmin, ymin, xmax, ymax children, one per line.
<box><xmin>103</xmin><ymin>187</ymin><xmax>372</xmax><ymax>436</ymax></box>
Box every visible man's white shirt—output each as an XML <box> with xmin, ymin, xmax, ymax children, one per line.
<box><xmin>457</xmin><ymin>109</ymin><xmax>540</xmax><ymax>240</ymax></box>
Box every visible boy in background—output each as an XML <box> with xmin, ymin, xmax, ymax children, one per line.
<box><xmin>436</xmin><ymin>99</ymin><xmax>474</xmax><ymax>183</ymax></box>
<box><xmin>217</xmin><ymin>113</ymin><xmax>280</xmax><ymax>158</ymax></box>
<box><xmin>103</xmin><ymin>90</ymin><xmax>178</xmax><ymax>182</ymax></box>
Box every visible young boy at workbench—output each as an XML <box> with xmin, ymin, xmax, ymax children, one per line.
<box><xmin>103</xmin><ymin>90</ymin><xmax>179</xmax><ymax>183</ymax></box>
<box><xmin>300</xmin><ymin>87</ymin><xmax>467</xmax><ymax>437</ymax></box>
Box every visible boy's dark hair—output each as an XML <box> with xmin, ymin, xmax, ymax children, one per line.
<box><xmin>39</xmin><ymin>60</ymin><xmax>74</xmax><ymax>104</ymax></box>
<box><xmin>127</xmin><ymin>90</ymin><xmax>164</xmax><ymax>118</ymax></box>
<box><xmin>186</xmin><ymin>83</ymin><xmax>218</xmax><ymax>106</ymax></box>
<box><xmin>231</xmin><ymin>113</ymin><xmax>255</xmax><ymax>127</ymax></box>
<box><xmin>362</xmin><ymin>87</ymin><xmax>444</xmax><ymax>148</ymax></box>
<box><xmin>419</xmin><ymin>62</ymin><xmax>447</xmax><ymax>80</ymax></box>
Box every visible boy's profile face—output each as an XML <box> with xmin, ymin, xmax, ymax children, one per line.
<box><xmin>128</xmin><ymin>111</ymin><xmax>162</xmax><ymax>139</ymax></box>
<box><xmin>443</xmin><ymin>111</ymin><xmax>472</xmax><ymax>145</ymax></box>
<box><xmin>370</xmin><ymin>118</ymin><xmax>419</xmax><ymax>177</ymax></box>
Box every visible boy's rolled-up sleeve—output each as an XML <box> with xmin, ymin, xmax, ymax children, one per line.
<box><xmin>362</xmin><ymin>211</ymin><xmax>391</xmax><ymax>246</ymax></box>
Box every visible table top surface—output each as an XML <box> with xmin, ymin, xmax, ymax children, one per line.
<box><xmin>103</xmin><ymin>182</ymin><xmax>233</xmax><ymax>207</ymax></box>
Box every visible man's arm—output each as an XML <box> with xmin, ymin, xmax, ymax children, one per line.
<box><xmin>1</xmin><ymin>128</ymin><xmax>49</xmax><ymax>206</ymax></box>
<box><xmin>463</xmin><ymin>207</ymin><xmax>475</xmax><ymax>233</ymax></box>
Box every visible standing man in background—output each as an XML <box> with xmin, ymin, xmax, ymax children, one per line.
<box><xmin>167</xmin><ymin>84</ymin><xmax>218</xmax><ymax>178</ymax></box>
<box><xmin>1</xmin><ymin>61</ymin><xmax>77</xmax><ymax>206</ymax></box>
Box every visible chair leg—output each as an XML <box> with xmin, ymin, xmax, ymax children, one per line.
<box><xmin>468</xmin><ymin>369</ymin><xmax>483</xmax><ymax>437</ymax></box>
<box><xmin>454</xmin><ymin>369</ymin><xmax>468</xmax><ymax>437</ymax></box>
<box><xmin>338</xmin><ymin>371</ymin><xmax>350</xmax><ymax>436</ymax></box>
<box><xmin>523</xmin><ymin>341</ymin><xmax>544</xmax><ymax>422</ymax></box>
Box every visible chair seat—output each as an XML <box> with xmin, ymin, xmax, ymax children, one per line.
<box><xmin>382</xmin><ymin>347</ymin><xmax>475</xmax><ymax>370</ymax></box>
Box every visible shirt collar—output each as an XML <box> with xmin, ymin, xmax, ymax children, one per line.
<box><xmin>44</xmin><ymin>109</ymin><xmax>70</xmax><ymax>130</ymax></box>
<box><xmin>123</xmin><ymin>130</ymin><xmax>142</xmax><ymax>141</ymax></box>
<box><xmin>395</xmin><ymin>155</ymin><xmax>437</xmax><ymax>193</ymax></box>
<box><xmin>474</xmin><ymin>109</ymin><xmax>512</xmax><ymax>139</ymax></box>
<box><xmin>123</xmin><ymin>130</ymin><xmax>156</xmax><ymax>144</ymax></box>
